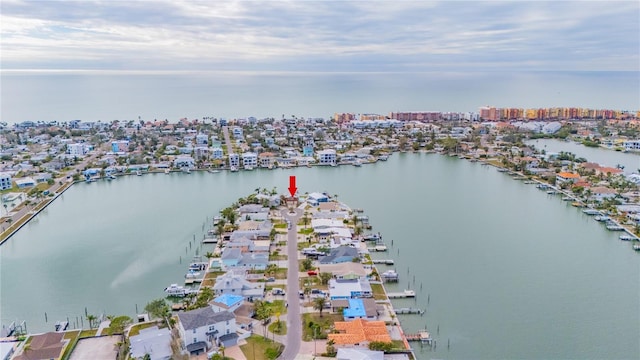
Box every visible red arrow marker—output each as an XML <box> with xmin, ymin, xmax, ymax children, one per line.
<box><xmin>288</xmin><ymin>175</ymin><xmax>297</xmax><ymax>197</ymax></box>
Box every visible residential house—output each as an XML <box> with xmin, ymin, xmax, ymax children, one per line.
<box><xmin>556</xmin><ymin>172</ymin><xmax>580</xmax><ymax>184</ymax></box>
<box><xmin>308</xmin><ymin>192</ymin><xmax>329</xmax><ymax>206</ymax></box>
<box><xmin>212</xmin><ymin>271</ymin><xmax>265</xmax><ymax>300</ymax></box>
<box><xmin>317</xmin><ymin>149</ymin><xmax>337</xmax><ymax>166</ymax></box>
<box><xmin>221</xmin><ymin>248</ymin><xmax>268</xmax><ymax>270</ymax></box>
<box><xmin>589</xmin><ymin>186</ymin><xmax>617</xmax><ymax>202</ymax></box>
<box><xmin>332</xmin><ymin>298</ymin><xmax>379</xmax><ymax>321</ymax></box>
<box><xmin>111</xmin><ymin>140</ymin><xmax>129</xmax><ymax>153</ymax></box>
<box><xmin>177</xmin><ymin>307</ymin><xmax>237</xmax><ymax>355</ymax></box>
<box><xmin>258</xmin><ymin>152</ymin><xmax>276</xmax><ymax>168</ymax></box>
<box><xmin>13</xmin><ymin>332</ymin><xmax>66</xmax><ymax>360</ymax></box>
<box><xmin>129</xmin><ymin>326</ymin><xmax>172</xmax><ymax>360</ymax></box>
<box><xmin>241</xmin><ymin>152</ymin><xmax>258</xmax><ymax>169</ymax></box>
<box><xmin>327</xmin><ymin>318</ymin><xmax>391</xmax><ymax>347</ymax></box>
<box><xmin>174</xmin><ymin>156</ymin><xmax>195</xmax><ymax>169</ymax></box>
<box><xmin>212</xmin><ymin>147</ymin><xmax>224</xmax><ymax>159</ymax></box>
<box><xmin>210</xmin><ymin>294</ymin><xmax>244</xmax><ymax>313</ymax></box>
<box><xmin>228</xmin><ymin>153</ymin><xmax>240</xmax><ymax>169</ymax></box>
<box><xmin>319</xmin><ymin>246</ymin><xmax>358</xmax><ymax>264</ymax></box>
<box><xmin>0</xmin><ymin>172</ymin><xmax>12</xmax><ymax>190</ymax></box>
<box><xmin>66</xmin><ymin>143</ymin><xmax>90</xmax><ymax>156</ymax></box>
<box><xmin>336</xmin><ymin>348</ymin><xmax>384</xmax><ymax>360</ymax></box>
<box><xmin>328</xmin><ymin>278</ymin><xmax>373</xmax><ymax>300</ymax></box>
<box><xmin>14</xmin><ymin>177</ymin><xmax>36</xmax><ymax>189</ymax></box>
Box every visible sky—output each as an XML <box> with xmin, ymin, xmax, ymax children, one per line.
<box><xmin>1</xmin><ymin>0</ymin><xmax>639</xmax><ymax>73</ymax></box>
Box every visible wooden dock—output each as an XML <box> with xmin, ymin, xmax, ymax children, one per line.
<box><xmin>387</xmin><ymin>290</ymin><xmax>416</xmax><ymax>298</ymax></box>
<box><xmin>372</xmin><ymin>259</ymin><xmax>394</xmax><ymax>265</ymax></box>
<box><xmin>396</xmin><ymin>307</ymin><xmax>425</xmax><ymax>315</ymax></box>
<box><xmin>406</xmin><ymin>330</ymin><xmax>433</xmax><ymax>344</ymax></box>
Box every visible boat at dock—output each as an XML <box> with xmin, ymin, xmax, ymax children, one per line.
<box><xmin>594</xmin><ymin>215</ymin><xmax>611</xmax><ymax>222</ymax></box>
<box><xmin>605</xmin><ymin>222</ymin><xmax>624</xmax><ymax>231</ymax></box>
<box><xmin>164</xmin><ymin>169</ymin><xmax>170</xmax><ymax>175</ymax></box>
<box><xmin>381</xmin><ymin>270</ymin><xmax>399</xmax><ymax>282</ymax></box>
<box><xmin>546</xmin><ymin>190</ymin><xmax>557</xmax><ymax>195</ymax></box>
<box><xmin>181</xmin><ymin>167</ymin><xmax>191</xmax><ymax>174</ymax></box>
<box><xmin>136</xmin><ymin>170</ymin><xmax>142</xmax><ymax>176</ymax></box>
<box><xmin>619</xmin><ymin>235</ymin><xmax>636</xmax><ymax>241</ymax></box>
<box><xmin>633</xmin><ymin>244</ymin><xmax>640</xmax><ymax>251</ymax></box>
<box><xmin>54</xmin><ymin>321</ymin><xmax>68</xmax><ymax>332</ymax></box>
<box><xmin>370</xmin><ymin>245</ymin><xmax>387</xmax><ymax>252</ymax></box>
<box><xmin>562</xmin><ymin>196</ymin><xmax>573</xmax><ymax>201</ymax></box>
<box><xmin>164</xmin><ymin>284</ymin><xmax>197</xmax><ymax>297</ymax></box>
<box><xmin>582</xmin><ymin>209</ymin><xmax>601</xmax><ymax>215</ymax></box>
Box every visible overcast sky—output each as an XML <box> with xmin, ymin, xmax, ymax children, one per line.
<box><xmin>1</xmin><ymin>0</ymin><xmax>638</xmax><ymax>73</ymax></box>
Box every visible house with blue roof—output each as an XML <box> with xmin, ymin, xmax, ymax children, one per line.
<box><xmin>211</xmin><ymin>294</ymin><xmax>244</xmax><ymax>313</ymax></box>
<box><xmin>342</xmin><ymin>298</ymin><xmax>379</xmax><ymax>321</ymax></box>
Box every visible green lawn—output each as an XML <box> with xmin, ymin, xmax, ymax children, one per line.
<box><xmin>268</xmin><ymin>320</ymin><xmax>287</xmax><ymax>335</ymax></box>
<box><xmin>297</xmin><ymin>228</ymin><xmax>313</xmax><ymax>235</ymax></box>
<box><xmin>128</xmin><ymin>322</ymin><xmax>157</xmax><ymax>337</ymax></box>
<box><xmin>240</xmin><ymin>335</ymin><xmax>283</xmax><ymax>360</ymax></box>
<box><xmin>60</xmin><ymin>331</ymin><xmax>81</xmax><ymax>360</ymax></box>
<box><xmin>301</xmin><ymin>313</ymin><xmax>342</xmax><ymax>341</ymax></box>
<box><xmin>78</xmin><ymin>329</ymin><xmax>97</xmax><ymax>338</ymax></box>
<box><xmin>370</xmin><ymin>283</ymin><xmax>387</xmax><ymax>300</ymax></box>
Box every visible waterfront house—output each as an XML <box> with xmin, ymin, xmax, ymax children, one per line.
<box><xmin>258</xmin><ymin>152</ymin><xmax>276</xmax><ymax>168</ymax></box>
<box><xmin>111</xmin><ymin>140</ymin><xmax>129</xmax><ymax>153</ymax></box>
<box><xmin>210</xmin><ymin>294</ymin><xmax>244</xmax><ymax>313</ymax></box>
<box><xmin>129</xmin><ymin>326</ymin><xmax>172</xmax><ymax>360</ymax></box>
<box><xmin>328</xmin><ymin>278</ymin><xmax>373</xmax><ymax>300</ymax></box>
<box><xmin>177</xmin><ymin>307</ymin><xmax>237</xmax><ymax>355</ymax></box>
<box><xmin>173</xmin><ymin>156</ymin><xmax>195</xmax><ymax>169</ymax></box>
<box><xmin>319</xmin><ymin>246</ymin><xmax>358</xmax><ymax>264</ymax></box>
<box><xmin>13</xmin><ymin>332</ymin><xmax>65</xmax><ymax>360</ymax></box>
<box><xmin>241</xmin><ymin>152</ymin><xmax>258</xmax><ymax>169</ymax></box>
<box><xmin>213</xmin><ymin>271</ymin><xmax>265</xmax><ymax>300</ymax></box>
<box><xmin>212</xmin><ymin>147</ymin><xmax>224</xmax><ymax>159</ymax></box>
<box><xmin>589</xmin><ymin>186</ymin><xmax>617</xmax><ymax>202</ymax></box>
<box><xmin>336</xmin><ymin>348</ymin><xmax>384</xmax><ymax>360</ymax></box>
<box><xmin>333</xmin><ymin>298</ymin><xmax>379</xmax><ymax>321</ymax></box>
<box><xmin>238</xmin><ymin>204</ymin><xmax>269</xmax><ymax>214</ymax></box>
<box><xmin>556</xmin><ymin>172</ymin><xmax>580</xmax><ymax>184</ymax></box>
<box><xmin>308</xmin><ymin>192</ymin><xmax>329</xmax><ymax>206</ymax></box>
<box><xmin>327</xmin><ymin>318</ymin><xmax>391</xmax><ymax>347</ymax></box>
<box><xmin>317</xmin><ymin>149</ymin><xmax>337</xmax><ymax>166</ymax></box>
<box><xmin>228</xmin><ymin>153</ymin><xmax>240</xmax><ymax>168</ymax></box>
<box><xmin>318</xmin><ymin>262</ymin><xmax>369</xmax><ymax>279</ymax></box>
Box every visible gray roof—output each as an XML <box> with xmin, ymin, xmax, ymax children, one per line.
<box><xmin>178</xmin><ymin>307</ymin><xmax>235</xmax><ymax>331</ymax></box>
<box><xmin>129</xmin><ymin>326</ymin><xmax>172</xmax><ymax>360</ymax></box>
<box><xmin>319</xmin><ymin>246</ymin><xmax>358</xmax><ymax>264</ymax></box>
<box><xmin>221</xmin><ymin>248</ymin><xmax>242</xmax><ymax>260</ymax></box>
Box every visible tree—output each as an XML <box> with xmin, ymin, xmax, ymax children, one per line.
<box><xmin>106</xmin><ymin>315</ymin><xmax>132</xmax><ymax>335</ymax></box>
<box><xmin>318</xmin><ymin>272</ymin><xmax>332</xmax><ymax>285</ymax></box>
<box><xmin>86</xmin><ymin>314</ymin><xmax>97</xmax><ymax>329</ymax></box>
<box><xmin>145</xmin><ymin>299</ymin><xmax>170</xmax><ymax>320</ymax></box>
<box><xmin>325</xmin><ymin>339</ymin><xmax>336</xmax><ymax>357</ymax></box>
<box><xmin>313</xmin><ymin>297</ymin><xmax>327</xmax><ymax>317</ymax></box>
<box><xmin>301</xmin><ymin>258</ymin><xmax>313</xmax><ymax>271</ymax></box>
<box><xmin>253</xmin><ymin>300</ymin><xmax>274</xmax><ymax>336</ymax></box>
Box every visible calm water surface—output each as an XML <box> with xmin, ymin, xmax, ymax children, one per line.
<box><xmin>1</xmin><ymin>153</ymin><xmax>638</xmax><ymax>359</ymax></box>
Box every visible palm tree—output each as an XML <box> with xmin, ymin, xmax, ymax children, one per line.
<box><xmin>86</xmin><ymin>314</ymin><xmax>97</xmax><ymax>329</ymax></box>
<box><xmin>313</xmin><ymin>297</ymin><xmax>327</xmax><ymax>317</ymax></box>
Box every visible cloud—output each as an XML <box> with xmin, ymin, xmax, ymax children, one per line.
<box><xmin>1</xmin><ymin>0</ymin><xmax>638</xmax><ymax>72</ymax></box>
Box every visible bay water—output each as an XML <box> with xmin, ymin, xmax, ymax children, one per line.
<box><xmin>1</xmin><ymin>153</ymin><xmax>638</xmax><ymax>359</ymax></box>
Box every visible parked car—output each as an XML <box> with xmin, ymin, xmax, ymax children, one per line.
<box><xmin>307</xmin><ymin>270</ymin><xmax>318</xmax><ymax>276</ymax></box>
<box><xmin>266</xmin><ymin>277</ymin><xmax>276</xmax><ymax>282</ymax></box>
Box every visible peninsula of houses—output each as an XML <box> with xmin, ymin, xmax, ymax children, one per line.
<box><xmin>2</xmin><ymin>191</ymin><xmax>428</xmax><ymax>360</ymax></box>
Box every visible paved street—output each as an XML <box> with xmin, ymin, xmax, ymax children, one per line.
<box><xmin>278</xmin><ymin>207</ymin><xmax>302</xmax><ymax>360</ymax></box>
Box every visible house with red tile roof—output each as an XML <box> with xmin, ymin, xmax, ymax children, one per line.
<box><xmin>328</xmin><ymin>318</ymin><xmax>391</xmax><ymax>346</ymax></box>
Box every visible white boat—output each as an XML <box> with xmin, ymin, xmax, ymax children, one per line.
<box><xmin>185</xmin><ymin>270</ymin><xmax>201</xmax><ymax>279</ymax></box>
<box><xmin>164</xmin><ymin>169</ymin><xmax>170</xmax><ymax>175</ymax></box>
<box><xmin>244</xmin><ymin>165</ymin><xmax>254</xmax><ymax>171</ymax></box>
<box><xmin>164</xmin><ymin>284</ymin><xmax>196</xmax><ymax>297</ymax></box>
<box><xmin>562</xmin><ymin>196</ymin><xmax>573</xmax><ymax>201</ymax></box>
<box><xmin>633</xmin><ymin>244</ymin><xmax>640</xmax><ymax>251</ymax></box>
<box><xmin>594</xmin><ymin>215</ymin><xmax>610</xmax><ymax>222</ymax></box>
<box><xmin>546</xmin><ymin>190</ymin><xmax>556</xmax><ymax>195</ymax></box>
<box><xmin>381</xmin><ymin>270</ymin><xmax>399</xmax><ymax>281</ymax></box>
<box><xmin>619</xmin><ymin>235</ymin><xmax>635</xmax><ymax>241</ymax></box>
<box><xmin>606</xmin><ymin>222</ymin><xmax>624</xmax><ymax>231</ymax></box>
<box><xmin>136</xmin><ymin>170</ymin><xmax>142</xmax><ymax>176</ymax></box>
<box><xmin>379</xmin><ymin>155</ymin><xmax>389</xmax><ymax>161</ymax></box>
<box><xmin>582</xmin><ymin>209</ymin><xmax>600</xmax><ymax>215</ymax></box>
<box><xmin>353</xmin><ymin>160</ymin><xmax>362</xmax><ymax>167</ymax></box>
<box><xmin>181</xmin><ymin>167</ymin><xmax>191</xmax><ymax>174</ymax></box>
<box><xmin>230</xmin><ymin>166</ymin><xmax>239</xmax><ymax>172</ymax></box>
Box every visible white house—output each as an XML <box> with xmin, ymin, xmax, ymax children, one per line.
<box><xmin>0</xmin><ymin>172</ymin><xmax>12</xmax><ymax>190</ymax></box>
<box><xmin>177</xmin><ymin>308</ymin><xmax>237</xmax><ymax>355</ymax></box>
<box><xmin>317</xmin><ymin>149</ymin><xmax>337</xmax><ymax>166</ymax></box>
<box><xmin>212</xmin><ymin>147</ymin><xmax>224</xmax><ymax>159</ymax></box>
<box><xmin>129</xmin><ymin>326</ymin><xmax>172</xmax><ymax>360</ymax></box>
<box><xmin>174</xmin><ymin>156</ymin><xmax>195</xmax><ymax>169</ymax></box>
<box><xmin>66</xmin><ymin>143</ymin><xmax>90</xmax><ymax>156</ymax></box>
<box><xmin>228</xmin><ymin>153</ymin><xmax>240</xmax><ymax>169</ymax></box>
<box><xmin>241</xmin><ymin>152</ymin><xmax>258</xmax><ymax>169</ymax></box>
<box><xmin>212</xmin><ymin>271</ymin><xmax>265</xmax><ymax>301</ymax></box>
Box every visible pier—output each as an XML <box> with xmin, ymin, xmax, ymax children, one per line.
<box><xmin>406</xmin><ymin>330</ymin><xmax>433</xmax><ymax>344</ymax></box>
<box><xmin>372</xmin><ymin>259</ymin><xmax>394</xmax><ymax>265</ymax></box>
<box><xmin>387</xmin><ymin>290</ymin><xmax>416</xmax><ymax>298</ymax></box>
<box><xmin>395</xmin><ymin>307</ymin><xmax>425</xmax><ymax>315</ymax></box>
